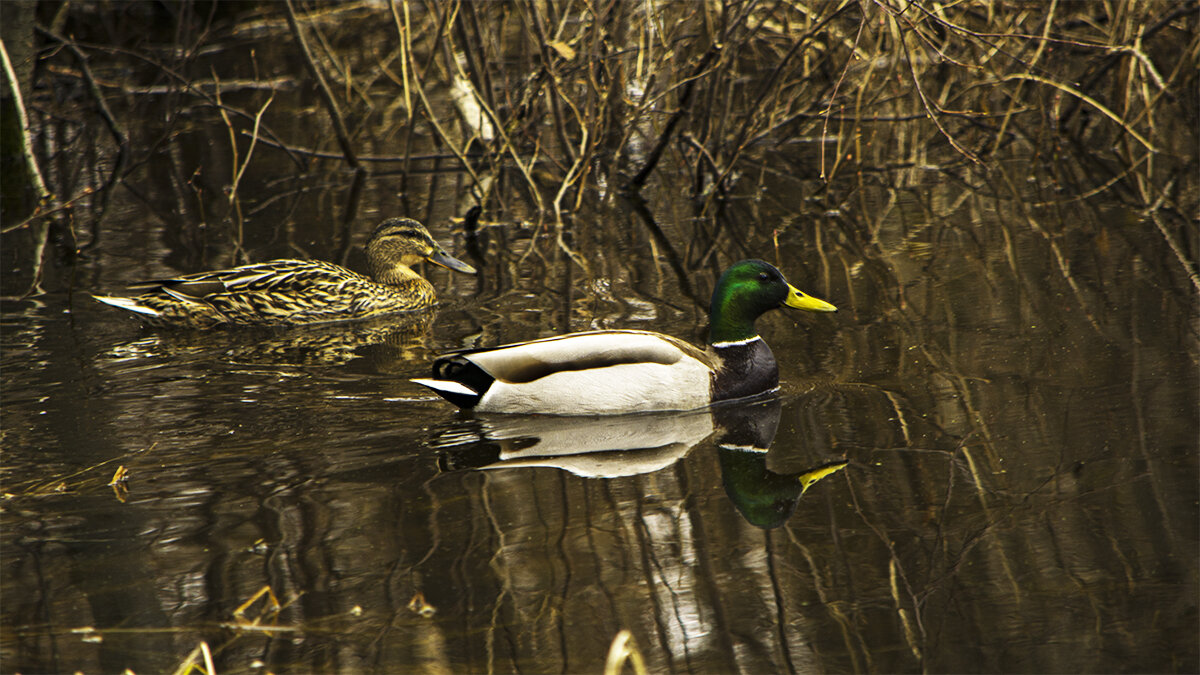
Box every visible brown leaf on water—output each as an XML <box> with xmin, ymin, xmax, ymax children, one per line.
<box><xmin>407</xmin><ymin>591</ymin><xmax>436</xmax><ymax>617</ymax></box>
<box><xmin>109</xmin><ymin>466</ymin><xmax>130</xmax><ymax>503</ymax></box>
<box><xmin>108</xmin><ymin>465</ymin><xmax>130</xmax><ymax>486</ymax></box>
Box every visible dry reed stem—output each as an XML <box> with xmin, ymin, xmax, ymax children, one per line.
<box><xmin>891</xmin><ymin>12</ymin><xmax>982</xmax><ymax>166</ymax></box>
<box><xmin>283</xmin><ymin>0</ymin><xmax>360</xmax><ymax>169</ymax></box>
<box><xmin>1</xmin><ymin>38</ymin><xmax>50</xmax><ymax>202</ymax></box>
<box><xmin>1003</xmin><ymin>73</ymin><xmax>1159</xmax><ymax>152</ymax></box>
<box><xmin>625</xmin><ymin>42</ymin><xmax>724</xmax><ymax>191</ymax></box>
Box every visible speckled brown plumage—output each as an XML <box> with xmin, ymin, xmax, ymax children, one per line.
<box><xmin>94</xmin><ymin>218</ymin><xmax>475</xmax><ymax>328</ymax></box>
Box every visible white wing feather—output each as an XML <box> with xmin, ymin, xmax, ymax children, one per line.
<box><xmin>92</xmin><ymin>295</ymin><xmax>161</xmax><ymax>317</ymax></box>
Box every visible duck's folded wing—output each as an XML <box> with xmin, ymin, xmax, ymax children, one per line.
<box><xmin>127</xmin><ymin>260</ymin><xmax>346</xmax><ymax>298</ymax></box>
<box><xmin>459</xmin><ymin>330</ymin><xmax>710</xmax><ymax>383</ymax></box>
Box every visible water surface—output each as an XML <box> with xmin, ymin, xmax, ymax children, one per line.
<box><xmin>2</xmin><ymin>3</ymin><xmax>1197</xmax><ymax>673</ymax></box>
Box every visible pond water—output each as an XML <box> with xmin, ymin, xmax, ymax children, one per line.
<box><xmin>2</xmin><ymin>3</ymin><xmax>1198</xmax><ymax>674</ymax></box>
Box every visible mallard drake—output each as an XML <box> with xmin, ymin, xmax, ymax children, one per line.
<box><xmin>93</xmin><ymin>218</ymin><xmax>476</xmax><ymax>328</ymax></box>
<box><xmin>413</xmin><ymin>259</ymin><xmax>836</xmax><ymax>415</ymax></box>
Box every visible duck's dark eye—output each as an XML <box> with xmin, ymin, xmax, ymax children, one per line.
<box><xmin>758</xmin><ymin>272</ymin><xmax>771</xmax><ymax>282</ymax></box>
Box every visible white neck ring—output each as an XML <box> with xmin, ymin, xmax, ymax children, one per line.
<box><xmin>711</xmin><ymin>336</ymin><xmax>763</xmax><ymax>349</ymax></box>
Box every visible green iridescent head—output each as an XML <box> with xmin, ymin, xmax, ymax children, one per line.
<box><xmin>708</xmin><ymin>259</ymin><xmax>837</xmax><ymax>345</ymax></box>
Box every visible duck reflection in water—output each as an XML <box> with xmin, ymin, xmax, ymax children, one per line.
<box><xmin>711</xmin><ymin>399</ymin><xmax>848</xmax><ymax>529</ymax></box>
<box><xmin>431</xmin><ymin>397</ymin><xmax>847</xmax><ymax>529</ymax></box>
<box><xmin>101</xmin><ymin>311</ymin><xmax>435</xmax><ymax>368</ymax></box>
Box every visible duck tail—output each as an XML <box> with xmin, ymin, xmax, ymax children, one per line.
<box><xmin>412</xmin><ymin>377</ymin><xmax>485</xmax><ymax>409</ymax></box>
<box><xmin>92</xmin><ymin>294</ymin><xmax>161</xmax><ymax>318</ymax></box>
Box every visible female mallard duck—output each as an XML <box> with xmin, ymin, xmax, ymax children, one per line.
<box><xmin>413</xmin><ymin>259</ymin><xmax>836</xmax><ymax>415</ymax></box>
<box><xmin>93</xmin><ymin>218</ymin><xmax>476</xmax><ymax>328</ymax></box>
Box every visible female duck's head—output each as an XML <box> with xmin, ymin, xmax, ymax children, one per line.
<box><xmin>708</xmin><ymin>259</ymin><xmax>836</xmax><ymax>344</ymax></box>
<box><xmin>366</xmin><ymin>218</ymin><xmax>476</xmax><ymax>284</ymax></box>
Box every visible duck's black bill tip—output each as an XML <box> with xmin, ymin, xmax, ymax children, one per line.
<box><xmin>429</xmin><ymin>251</ymin><xmax>477</xmax><ymax>275</ymax></box>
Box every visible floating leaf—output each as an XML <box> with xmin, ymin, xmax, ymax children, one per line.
<box><xmin>408</xmin><ymin>591</ymin><xmax>436</xmax><ymax>617</ymax></box>
<box><xmin>109</xmin><ymin>466</ymin><xmax>130</xmax><ymax>502</ymax></box>
<box><xmin>108</xmin><ymin>465</ymin><xmax>130</xmax><ymax>486</ymax></box>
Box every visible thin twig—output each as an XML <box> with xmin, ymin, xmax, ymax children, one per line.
<box><xmin>389</xmin><ymin>6</ymin><xmax>485</xmax><ymax>193</ymax></box>
<box><xmin>1</xmin><ymin>37</ymin><xmax>50</xmax><ymax>202</ymax></box>
<box><xmin>1002</xmin><ymin>73</ymin><xmax>1159</xmax><ymax>152</ymax></box>
<box><xmin>247</xmin><ymin>132</ymin><xmax>485</xmax><ymax>163</ymax></box>
<box><xmin>38</xmin><ymin>28</ymin><xmax>128</xmax><ymax>156</ymax></box>
<box><xmin>519</xmin><ymin>0</ymin><xmax>576</xmax><ymax>164</ymax></box>
<box><xmin>710</xmin><ymin>0</ymin><xmax>856</xmax><ymax>196</ymax></box>
<box><xmin>1144</xmin><ymin>181</ymin><xmax>1200</xmax><ymax>296</ymax></box>
<box><xmin>821</xmin><ymin>6</ymin><xmax>866</xmax><ymax>180</ymax></box>
<box><xmin>892</xmin><ymin>12</ymin><xmax>982</xmax><ymax>166</ymax></box>
<box><xmin>40</xmin><ymin>31</ymin><xmax>304</xmax><ymax>169</ymax></box>
<box><xmin>283</xmin><ymin>0</ymin><xmax>360</xmax><ymax>169</ymax></box>
<box><xmin>624</xmin><ymin>42</ymin><xmax>723</xmax><ymax>191</ymax></box>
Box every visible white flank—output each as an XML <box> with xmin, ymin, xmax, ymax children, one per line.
<box><xmin>92</xmin><ymin>295</ymin><xmax>160</xmax><ymax>317</ymax></box>
<box><xmin>411</xmin><ymin>378</ymin><xmax>477</xmax><ymax>396</ymax></box>
<box><xmin>476</xmin><ymin>357</ymin><xmax>712</xmax><ymax>415</ymax></box>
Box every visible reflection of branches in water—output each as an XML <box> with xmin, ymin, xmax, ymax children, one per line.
<box><xmin>7</xmin><ymin>1</ymin><xmax>1195</xmax><ymax>356</ymax></box>
<box><xmin>13</xmin><ymin>2</ymin><xmax>1192</xmax><ymax>269</ymax></box>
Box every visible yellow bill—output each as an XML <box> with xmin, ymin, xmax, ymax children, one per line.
<box><xmin>784</xmin><ymin>284</ymin><xmax>838</xmax><ymax>312</ymax></box>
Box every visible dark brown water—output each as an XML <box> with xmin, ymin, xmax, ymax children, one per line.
<box><xmin>3</xmin><ymin>3</ymin><xmax>1197</xmax><ymax>673</ymax></box>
